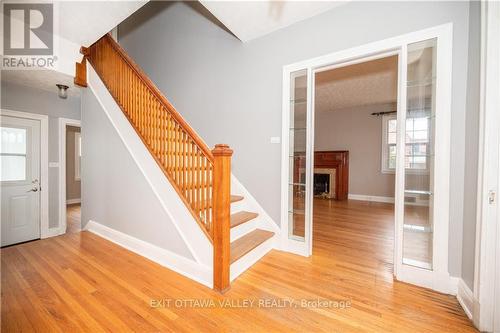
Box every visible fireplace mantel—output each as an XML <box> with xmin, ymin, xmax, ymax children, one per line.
<box><xmin>314</xmin><ymin>151</ymin><xmax>349</xmax><ymax>200</ymax></box>
<box><xmin>292</xmin><ymin>150</ymin><xmax>349</xmax><ymax>200</ymax></box>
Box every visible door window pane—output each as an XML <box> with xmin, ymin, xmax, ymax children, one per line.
<box><xmin>0</xmin><ymin>155</ymin><xmax>26</xmax><ymax>181</ymax></box>
<box><xmin>0</xmin><ymin>127</ymin><xmax>28</xmax><ymax>182</ymax></box>
<box><xmin>288</xmin><ymin>69</ymin><xmax>307</xmax><ymax>240</ymax></box>
<box><xmin>1</xmin><ymin>127</ymin><xmax>26</xmax><ymax>154</ymax></box>
<box><xmin>403</xmin><ymin>38</ymin><xmax>436</xmax><ymax>270</ymax></box>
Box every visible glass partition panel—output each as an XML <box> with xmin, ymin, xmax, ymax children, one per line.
<box><xmin>402</xmin><ymin>38</ymin><xmax>436</xmax><ymax>270</ymax></box>
<box><xmin>288</xmin><ymin>69</ymin><xmax>307</xmax><ymax>240</ymax></box>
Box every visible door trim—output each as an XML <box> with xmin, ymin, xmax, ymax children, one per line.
<box><xmin>473</xmin><ymin>1</ymin><xmax>500</xmax><ymax>330</ymax></box>
<box><xmin>280</xmin><ymin>23</ymin><xmax>454</xmax><ymax>294</ymax></box>
<box><xmin>0</xmin><ymin>109</ymin><xmax>49</xmax><ymax>238</ymax></box>
<box><xmin>58</xmin><ymin>118</ymin><xmax>81</xmax><ymax>234</ymax></box>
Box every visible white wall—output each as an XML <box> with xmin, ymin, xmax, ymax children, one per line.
<box><xmin>81</xmin><ymin>88</ymin><xmax>194</xmax><ymax>259</ymax></box>
<box><xmin>118</xmin><ymin>1</ymin><xmax>477</xmax><ymax>278</ymax></box>
<box><xmin>1</xmin><ymin>81</ymin><xmax>81</xmax><ymax>229</ymax></box>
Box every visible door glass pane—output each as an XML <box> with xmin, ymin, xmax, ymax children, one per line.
<box><xmin>402</xmin><ymin>38</ymin><xmax>436</xmax><ymax>270</ymax></box>
<box><xmin>0</xmin><ymin>155</ymin><xmax>26</xmax><ymax>181</ymax></box>
<box><xmin>0</xmin><ymin>127</ymin><xmax>28</xmax><ymax>182</ymax></box>
<box><xmin>288</xmin><ymin>69</ymin><xmax>307</xmax><ymax>240</ymax></box>
<box><xmin>1</xmin><ymin>127</ymin><xmax>26</xmax><ymax>154</ymax></box>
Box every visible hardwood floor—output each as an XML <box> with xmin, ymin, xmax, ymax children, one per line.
<box><xmin>1</xmin><ymin>200</ymin><xmax>476</xmax><ymax>332</ymax></box>
<box><xmin>66</xmin><ymin>204</ymin><xmax>81</xmax><ymax>234</ymax></box>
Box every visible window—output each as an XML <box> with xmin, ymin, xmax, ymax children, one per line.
<box><xmin>0</xmin><ymin>127</ymin><xmax>27</xmax><ymax>182</ymax></box>
<box><xmin>75</xmin><ymin>132</ymin><xmax>81</xmax><ymax>180</ymax></box>
<box><xmin>381</xmin><ymin>114</ymin><xmax>429</xmax><ymax>173</ymax></box>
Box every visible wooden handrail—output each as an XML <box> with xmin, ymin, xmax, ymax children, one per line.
<box><xmin>83</xmin><ymin>34</ymin><xmax>233</xmax><ymax>244</ymax></box>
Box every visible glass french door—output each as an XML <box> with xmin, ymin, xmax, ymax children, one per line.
<box><xmin>401</xmin><ymin>38</ymin><xmax>437</xmax><ymax>270</ymax></box>
<box><xmin>282</xmin><ymin>26</ymin><xmax>451</xmax><ymax>291</ymax></box>
<box><xmin>286</xmin><ymin>68</ymin><xmax>312</xmax><ymax>254</ymax></box>
<box><xmin>395</xmin><ymin>34</ymin><xmax>449</xmax><ymax>291</ymax></box>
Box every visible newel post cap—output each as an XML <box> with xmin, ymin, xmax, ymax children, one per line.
<box><xmin>80</xmin><ymin>46</ymin><xmax>90</xmax><ymax>56</ymax></box>
<box><xmin>212</xmin><ymin>144</ymin><xmax>233</xmax><ymax>157</ymax></box>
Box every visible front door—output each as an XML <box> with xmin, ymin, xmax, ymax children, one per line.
<box><xmin>1</xmin><ymin>115</ymin><xmax>41</xmax><ymax>247</ymax></box>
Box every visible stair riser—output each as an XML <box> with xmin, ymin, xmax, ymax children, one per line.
<box><xmin>230</xmin><ymin>200</ymin><xmax>246</xmax><ymax>214</ymax></box>
<box><xmin>230</xmin><ymin>235</ymin><xmax>275</xmax><ymax>282</ymax></box>
<box><xmin>230</xmin><ymin>218</ymin><xmax>258</xmax><ymax>242</ymax></box>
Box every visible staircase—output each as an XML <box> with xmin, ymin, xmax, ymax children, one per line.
<box><xmin>75</xmin><ymin>34</ymin><xmax>274</xmax><ymax>292</ymax></box>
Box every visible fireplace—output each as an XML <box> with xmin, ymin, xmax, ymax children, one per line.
<box><xmin>313</xmin><ymin>168</ymin><xmax>336</xmax><ymax>199</ymax></box>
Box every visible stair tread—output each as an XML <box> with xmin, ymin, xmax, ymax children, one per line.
<box><xmin>230</xmin><ymin>195</ymin><xmax>244</xmax><ymax>203</ymax></box>
<box><xmin>231</xmin><ymin>211</ymin><xmax>258</xmax><ymax>228</ymax></box>
<box><xmin>230</xmin><ymin>229</ymin><xmax>274</xmax><ymax>264</ymax></box>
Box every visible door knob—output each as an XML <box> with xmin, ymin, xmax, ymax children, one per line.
<box><xmin>27</xmin><ymin>187</ymin><xmax>38</xmax><ymax>192</ymax></box>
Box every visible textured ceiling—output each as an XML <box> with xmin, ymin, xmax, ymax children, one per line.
<box><xmin>315</xmin><ymin>55</ymin><xmax>398</xmax><ymax>113</ymax></box>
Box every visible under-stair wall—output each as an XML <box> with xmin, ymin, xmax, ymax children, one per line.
<box><xmin>82</xmin><ymin>64</ymin><xmax>213</xmax><ymax>287</ymax></box>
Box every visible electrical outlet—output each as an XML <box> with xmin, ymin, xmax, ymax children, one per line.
<box><xmin>270</xmin><ymin>137</ymin><xmax>281</xmax><ymax>144</ymax></box>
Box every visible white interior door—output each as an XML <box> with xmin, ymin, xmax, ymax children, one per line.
<box><xmin>1</xmin><ymin>115</ymin><xmax>41</xmax><ymax>247</ymax></box>
<box><xmin>395</xmin><ymin>32</ymin><xmax>452</xmax><ymax>293</ymax></box>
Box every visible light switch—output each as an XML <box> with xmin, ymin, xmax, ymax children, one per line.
<box><xmin>270</xmin><ymin>137</ymin><xmax>281</xmax><ymax>144</ymax></box>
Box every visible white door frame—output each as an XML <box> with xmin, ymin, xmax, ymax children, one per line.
<box><xmin>280</xmin><ymin>23</ymin><xmax>454</xmax><ymax>294</ymax></box>
<box><xmin>0</xmin><ymin>109</ymin><xmax>50</xmax><ymax>238</ymax></box>
<box><xmin>58</xmin><ymin>118</ymin><xmax>81</xmax><ymax>234</ymax></box>
<box><xmin>473</xmin><ymin>1</ymin><xmax>500</xmax><ymax>331</ymax></box>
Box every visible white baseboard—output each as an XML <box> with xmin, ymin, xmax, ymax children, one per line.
<box><xmin>85</xmin><ymin>220</ymin><xmax>213</xmax><ymax>288</ymax></box>
<box><xmin>348</xmin><ymin>194</ymin><xmax>395</xmax><ymax>203</ymax></box>
<box><xmin>457</xmin><ymin>279</ymin><xmax>475</xmax><ymax>320</ymax></box>
<box><xmin>41</xmin><ymin>226</ymin><xmax>65</xmax><ymax>239</ymax></box>
<box><xmin>66</xmin><ymin>198</ymin><xmax>81</xmax><ymax>205</ymax></box>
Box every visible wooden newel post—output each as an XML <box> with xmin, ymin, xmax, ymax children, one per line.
<box><xmin>212</xmin><ymin>143</ymin><xmax>233</xmax><ymax>293</ymax></box>
<box><xmin>74</xmin><ymin>47</ymin><xmax>89</xmax><ymax>87</ymax></box>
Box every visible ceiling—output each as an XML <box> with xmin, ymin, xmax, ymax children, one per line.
<box><xmin>200</xmin><ymin>1</ymin><xmax>347</xmax><ymax>42</ymax></box>
<box><xmin>57</xmin><ymin>1</ymin><xmax>147</xmax><ymax>47</ymax></box>
<box><xmin>315</xmin><ymin>56</ymin><xmax>399</xmax><ymax>113</ymax></box>
<box><xmin>2</xmin><ymin>1</ymin><xmax>147</xmax><ymax>96</ymax></box>
<box><xmin>2</xmin><ymin>69</ymin><xmax>80</xmax><ymax>97</ymax></box>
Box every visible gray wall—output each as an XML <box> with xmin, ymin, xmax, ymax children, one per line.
<box><xmin>314</xmin><ymin>104</ymin><xmax>395</xmax><ymax>197</ymax></box>
<box><xmin>461</xmin><ymin>0</ymin><xmax>481</xmax><ymax>291</ymax></box>
<box><xmin>66</xmin><ymin>125</ymin><xmax>81</xmax><ymax>201</ymax></box>
<box><xmin>81</xmin><ymin>88</ymin><xmax>193</xmax><ymax>258</ymax></box>
<box><xmin>1</xmin><ymin>81</ymin><xmax>81</xmax><ymax>229</ymax></box>
<box><xmin>118</xmin><ymin>1</ymin><xmax>477</xmax><ymax>278</ymax></box>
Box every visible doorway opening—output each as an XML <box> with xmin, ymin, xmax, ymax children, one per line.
<box><xmin>59</xmin><ymin>118</ymin><xmax>81</xmax><ymax>234</ymax></box>
<box><xmin>313</xmin><ymin>55</ymin><xmax>399</xmax><ymax>274</ymax></box>
<box><xmin>65</xmin><ymin>125</ymin><xmax>81</xmax><ymax>233</ymax></box>
<box><xmin>282</xmin><ymin>24</ymin><xmax>453</xmax><ymax>293</ymax></box>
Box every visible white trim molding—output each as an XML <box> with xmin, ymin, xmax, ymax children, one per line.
<box><xmin>473</xmin><ymin>1</ymin><xmax>500</xmax><ymax>331</ymax></box>
<box><xmin>66</xmin><ymin>198</ymin><xmax>81</xmax><ymax>205</ymax></box>
<box><xmin>85</xmin><ymin>220</ymin><xmax>212</xmax><ymax>288</ymax></box>
<box><xmin>457</xmin><ymin>279</ymin><xmax>475</xmax><ymax>320</ymax></box>
<box><xmin>281</xmin><ymin>23</ymin><xmax>454</xmax><ymax>294</ymax></box>
<box><xmin>58</xmin><ymin>118</ymin><xmax>81</xmax><ymax>235</ymax></box>
<box><xmin>348</xmin><ymin>194</ymin><xmax>394</xmax><ymax>204</ymax></box>
<box><xmin>0</xmin><ymin>109</ymin><xmax>51</xmax><ymax>239</ymax></box>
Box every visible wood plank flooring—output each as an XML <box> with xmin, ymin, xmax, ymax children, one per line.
<box><xmin>1</xmin><ymin>199</ymin><xmax>477</xmax><ymax>332</ymax></box>
<box><xmin>66</xmin><ymin>204</ymin><xmax>81</xmax><ymax>234</ymax></box>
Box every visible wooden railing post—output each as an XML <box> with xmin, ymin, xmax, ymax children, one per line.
<box><xmin>212</xmin><ymin>144</ymin><xmax>233</xmax><ymax>293</ymax></box>
<box><xmin>74</xmin><ymin>46</ymin><xmax>90</xmax><ymax>87</ymax></box>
